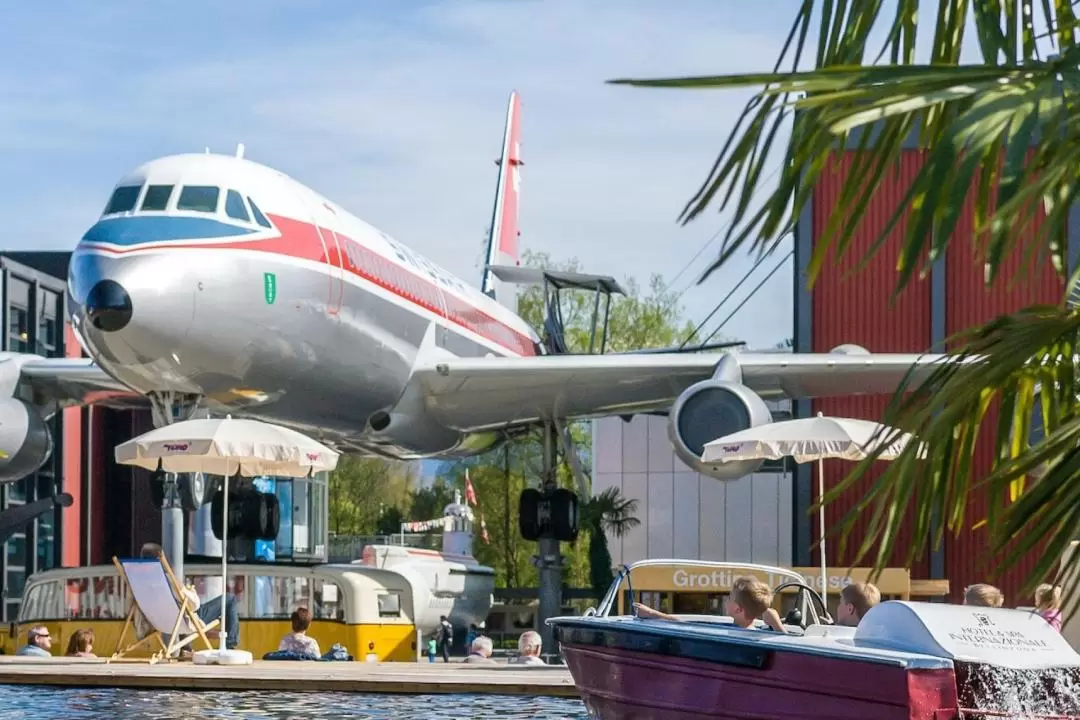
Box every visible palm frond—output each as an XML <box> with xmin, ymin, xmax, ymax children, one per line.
<box><xmin>608</xmin><ymin>1</ymin><xmax>1080</xmax><ymax>293</ymax></box>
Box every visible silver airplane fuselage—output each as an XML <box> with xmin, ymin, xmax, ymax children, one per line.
<box><xmin>67</xmin><ymin>152</ymin><xmax>540</xmax><ymax>458</ymax></box>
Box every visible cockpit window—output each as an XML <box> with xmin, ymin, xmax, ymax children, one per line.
<box><xmin>176</xmin><ymin>186</ymin><xmax>220</xmax><ymax>213</ymax></box>
<box><xmin>225</xmin><ymin>190</ymin><xmax>250</xmax><ymax>222</ymax></box>
<box><xmin>140</xmin><ymin>184</ymin><xmax>174</xmax><ymax>211</ymax></box>
<box><xmin>247</xmin><ymin>197</ymin><xmax>272</xmax><ymax>229</ymax></box>
<box><xmin>103</xmin><ymin>185</ymin><xmax>141</xmax><ymax>215</ymax></box>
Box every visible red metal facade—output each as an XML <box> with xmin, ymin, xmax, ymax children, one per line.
<box><xmin>941</xmin><ymin>169</ymin><xmax>1062</xmax><ymax>605</ymax></box>
<box><xmin>806</xmin><ymin>148</ymin><xmax>1066</xmax><ymax>604</ymax></box>
<box><xmin>809</xmin><ymin>151</ymin><xmax>933</xmax><ymax>576</ymax></box>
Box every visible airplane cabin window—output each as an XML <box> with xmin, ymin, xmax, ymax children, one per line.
<box><xmin>177</xmin><ymin>185</ymin><xmax>220</xmax><ymax>213</ymax></box>
<box><xmin>103</xmin><ymin>185</ymin><xmax>142</xmax><ymax>215</ymax></box>
<box><xmin>225</xmin><ymin>189</ymin><xmax>251</xmax><ymax>222</ymax></box>
<box><xmin>140</xmin><ymin>184</ymin><xmax>174</xmax><ymax>211</ymax></box>
<box><xmin>247</xmin><ymin>196</ymin><xmax>272</xmax><ymax>228</ymax></box>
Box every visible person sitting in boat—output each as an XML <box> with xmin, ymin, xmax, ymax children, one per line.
<box><xmin>278</xmin><ymin>606</ymin><xmax>321</xmax><ymax>660</ymax></box>
<box><xmin>835</xmin><ymin>581</ymin><xmax>880</xmax><ymax>627</ymax></box>
<box><xmin>465</xmin><ymin>634</ymin><xmax>497</xmax><ymax>663</ymax></box>
<box><xmin>634</xmin><ymin>575</ymin><xmax>787</xmax><ymax>633</ymax></box>
<box><xmin>963</xmin><ymin>583</ymin><xmax>1004</xmax><ymax>608</ymax></box>
<box><xmin>1034</xmin><ymin>583</ymin><xmax>1063</xmax><ymax>632</ymax></box>
<box><xmin>510</xmin><ymin>630</ymin><xmax>545</xmax><ymax>665</ymax></box>
<box><xmin>15</xmin><ymin>625</ymin><xmax>53</xmax><ymax>657</ymax></box>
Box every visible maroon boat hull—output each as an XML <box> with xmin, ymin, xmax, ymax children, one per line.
<box><xmin>559</xmin><ymin>634</ymin><xmax>957</xmax><ymax>720</ymax></box>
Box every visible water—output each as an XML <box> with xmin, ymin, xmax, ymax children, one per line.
<box><xmin>0</xmin><ymin>686</ymin><xmax>589</xmax><ymax>719</ymax></box>
<box><xmin>958</xmin><ymin>663</ymin><xmax>1080</xmax><ymax>718</ymax></box>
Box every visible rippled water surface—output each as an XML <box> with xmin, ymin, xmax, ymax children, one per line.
<box><xmin>0</xmin><ymin>686</ymin><xmax>590</xmax><ymax>719</ymax></box>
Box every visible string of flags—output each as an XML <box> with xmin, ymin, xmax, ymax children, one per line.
<box><xmin>396</xmin><ymin>468</ymin><xmax>490</xmax><ymax>544</ymax></box>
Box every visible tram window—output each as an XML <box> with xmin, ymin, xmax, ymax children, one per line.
<box><xmin>250</xmin><ymin>575</ymin><xmax>311</xmax><ymax>618</ymax></box>
<box><xmin>140</xmin><ymin>184</ymin><xmax>174</xmax><ymax>211</ymax></box>
<box><xmin>176</xmin><ymin>185</ymin><xmax>220</xmax><ymax>213</ymax></box>
<box><xmin>377</xmin><ymin>592</ymin><xmax>401</xmax><ymax>618</ymax></box>
<box><xmin>104</xmin><ymin>185</ymin><xmax>141</xmax><ymax>215</ymax></box>
<box><xmin>225</xmin><ymin>189</ymin><xmax>250</xmax><ymax>222</ymax></box>
<box><xmin>20</xmin><ymin>583</ymin><xmax>43</xmax><ymax>621</ymax></box>
<box><xmin>247</xmin><ymin>196</ymin><xmax>272</xmax><ymax>228</ymax></box>
<box><xmin>312</xmin><ymin>578</ymin><xmax>343</xmax><ymax>621</ymax></box>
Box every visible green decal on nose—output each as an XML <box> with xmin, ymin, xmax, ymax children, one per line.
<box><xmin>264</xmin><ymin>272</ymin><xmax>277</xmax><ymax>305</ymax></box>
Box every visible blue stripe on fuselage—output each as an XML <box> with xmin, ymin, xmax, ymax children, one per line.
<box><xmin>81</xmin><ymin>216</ymin><xmax>259</xmax><ymax>245</ymax></box>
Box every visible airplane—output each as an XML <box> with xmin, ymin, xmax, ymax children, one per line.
<box><xmin>0</xmin><ymin>90</ymin><xmax>953</xmax><ymax>502</ymax></box>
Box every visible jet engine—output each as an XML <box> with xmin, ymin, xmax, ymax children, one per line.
<box><xmin>667</xmin><ymin>379</ymin><xmax>773</xmax><ymax>480</ymax></box>
<box><xmin>0</xmin><ymin>397</ymin><xmax>54</xmax><ymax>484</ymax></box>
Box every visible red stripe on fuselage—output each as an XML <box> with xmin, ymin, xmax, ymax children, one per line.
<box><xmin>82</xmin><ymin>214</ymin><xmax>538</xmax><ymax>357</ymax></box>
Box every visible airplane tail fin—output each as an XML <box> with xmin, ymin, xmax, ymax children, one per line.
<box><xmin>480</xmin><ymin>90</ymin><xmax>523</xmax><ymax>312</ymax></box>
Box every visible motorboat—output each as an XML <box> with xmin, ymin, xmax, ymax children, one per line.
<box><xmin>547</xmin><ymin>559</ymin><xmax>1080</xmax><ymax>719</ymax></box>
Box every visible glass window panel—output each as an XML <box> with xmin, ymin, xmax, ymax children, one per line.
<box><xmin>312</xmin><ymin>578</ymin><xmax>343</xmax><ymax>621</ymax></box>
<box><xmin>140</xmin><ymin>184</ymin><xmax>173</xmax><ymax>211</ymax></box>
<box><xmin>248</xmin><ymin>197</ymin><xmax>272</xmax><ymax>228</ymax></box>
<box><xmin>104</xmin><ymin>185</ymin><xmax>141</xmax><ymax>215</ymax></box>
<box><xmin>275</xmin><ymin>479</ymin><xmax>293</xmax><ymax>558</ymax></box>
<box><xmin>377</xmin><ymin>591</ymin><xmax>401</xmax><ymax>618</ymax></box>
<box><xmin>250</xmin><ymin>576</ymin><xmax>309</xmax><ymax>618</ymax></box>
<box><xmin>177</xmin><ymin>186</ymin><xmax>220</xmax><ymax>213</ymax></box>
<box><xmin>6</xmin><ymin>567</ymin><xmax>25</xmax><ymax>597</ymax></box>
<box><xmin>6</xmin><ymin>480</ymin><xmax>26</xmax><ymax>504</ymax></box>
<box><xmin>225</xmin><ymin>190</ymin><xmax>250</xmax><ymax>222</ymax></box>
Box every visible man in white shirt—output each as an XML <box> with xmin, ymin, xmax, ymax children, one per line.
<box><xmin>510</xmin><ymin>630</ymin><xmax>545</xmax><ymax>665</ymax></box>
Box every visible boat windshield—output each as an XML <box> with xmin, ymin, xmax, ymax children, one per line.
<box><xmin>596</xmin><ymin>559</ymin><xmax>824</xmax><ymax>627</ymax></box>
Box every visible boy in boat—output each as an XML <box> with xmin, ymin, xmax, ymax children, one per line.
<box><xmin>633</xmin><ymin>575</ymin><xmax>787</xmax><ymax>633</ymax></box>
<box><xmin>963</xmin><ymin>583</ymin><xmax>1004</xmax><ymax>608</ymax></box>
<box><xmin>835</xmin><ymin>581</ymin><xmax>880</xmax><ymax>626</ymax></box>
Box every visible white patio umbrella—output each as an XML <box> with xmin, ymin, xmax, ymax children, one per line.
<box><xmin>701</xmin><ymin>413</ymin><xmax>922</xmax><ymax>605</ymax></box>
<box><xmin>115</xmin><ymin>415</ymin><xmax>340</xmax><ymax>663</ymax></box>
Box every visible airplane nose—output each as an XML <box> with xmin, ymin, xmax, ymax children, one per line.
<box><xmin>85</xmin><ymin>279</ymin><xmax>133</xmax><ymax>332</ymax></box>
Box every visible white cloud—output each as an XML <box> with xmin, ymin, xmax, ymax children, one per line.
<box><xmin>0</xmin><ymin>0</ymin><xmax>806</xmax><ymax>347</ymax></box>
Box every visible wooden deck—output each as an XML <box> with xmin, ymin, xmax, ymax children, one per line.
<box><xmin>0</xmin><ymin>656</ymin><xmax>580</xmax><ymax>697</ymax></box>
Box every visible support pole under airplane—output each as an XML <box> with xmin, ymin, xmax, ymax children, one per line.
<box><xmin>535</xmin><ymin>423</ymin><xmax>563</xmax><ymax>653</ymax></box>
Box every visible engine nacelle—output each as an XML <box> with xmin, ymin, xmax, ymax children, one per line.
<box><xmin>668</xmin><ymin>380</ymin><xmax>773</xmax><ymax>480</ymax></box>
<box><xmin>0</xmin><ymin>397</ymin><xmax>54</xmax><ymax>484</ymax></box>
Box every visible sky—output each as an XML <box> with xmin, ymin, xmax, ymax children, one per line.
<box><xmin>0</xmin><ymin>0</ymin><xmax>814</xmax><ymax>350</ymax></box>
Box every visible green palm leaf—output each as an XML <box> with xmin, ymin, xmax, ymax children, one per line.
<box><xmin>609</xmin><ymin>0</ymin><xmax>1080</xmax><ymax>616</ymax></box>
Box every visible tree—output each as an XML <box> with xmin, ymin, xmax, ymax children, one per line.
<box><xmin>581</xmin><ymin>487</ymin><xmax>642</xmax><ymax>598</ymax></box>
<box><xmin>609</xmin><ymin>2</ymin><xmax>1080</xmax><ymax>598</ymax></box>
<box><xmin>328</xmin><ymin>457</ymin><xmax>417</xmax><ymax>536</ymax></box>
<box><xmin>408</xmin><ymin>478</ymin><xmax>456</xmax><ymax>522</ymax></box>
<box><xmin>439</xmin><ymin>251</ymin><xmax>694</xmax><ymax>589</ymax></box>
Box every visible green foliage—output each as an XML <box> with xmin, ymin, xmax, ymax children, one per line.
<box><xmin>328</xmin><ymin>456</ymin><xmax>417</xmax><ymax>536</ymax></box>
<box><xmin>408</xmin><ymin>478</ymin><xmax>455</xmax><ymax>522</ymax></box>
<box><xmin>582</xmin><ymin>487</ymin><xmax>642</xmax><ymax>597</ymax></box>
<box><xmin>516</xmin><ymin>249</ymin><xmax>700</xmax><ymax>352</ymax></box>
<box><xmin>587</xmin><ymin>529</ymin><xmax>615</xmax><ymax>600</ymax></box>
<box><xmin>609</xmin><ymin>1</ymin><xmax>1080</xmax><ymax>601</ymax></box>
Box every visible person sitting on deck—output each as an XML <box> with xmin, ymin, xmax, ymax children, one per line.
<box><xmin>65</xmin><ymin>628</ymin><xmax>97</xmax><ymax>657</ymax></box>
<box><xmin>634</xmin><ymin>575</ymin><xmax>787</xmax><ymax>633</ymax></box>
<box><xmin>510</xmin><ymin>630</ymin><xmax>545</xmax><ymax>665</ymax></box>
<box><xmin>835</xmin><ymin>581</ymin><xmax>880</xmax><ymax>627</ymax></box>
<box><xmin>135</xmin><ymin>542</ymin><xmax>241</xmax><ymax>652</ymax></box>
<box><xmin>15</xmin><ymin>625</ymin><xmax>53</xmax><ymax>657</ymax></box>
<box><xmin>465</xmin><ymin>635</ymin><xmax>497</xmax><ymax>663</ymax></box>
<box><xmin>964</xmin><ymin>583</ymin><xmax>1004</xmax><ymax>608</ymax></box>
<box><xmin>278</xmin><ymin>606</ymin><xmax>321</xmax><ymax>659</ymax></box>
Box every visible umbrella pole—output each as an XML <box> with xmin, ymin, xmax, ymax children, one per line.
<box><xmin>220</xmin><ymin>465</ymin><xmax>229</xmax><ymax>652</ymax></box>
<box><xmin>819</xmin><ymin>457</ymin><xmax>827</xmax><ymax>608</ymax></box>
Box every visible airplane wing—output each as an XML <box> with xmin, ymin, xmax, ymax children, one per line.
<box><xmin>409</xmin><ymin>351</ymin><xmax>953</xmax><ymax>432</ymax></box>
<box><xmin>14</xmin><ymin>356</ymin><xmax>146</xmax><ymax>412</ymax></box>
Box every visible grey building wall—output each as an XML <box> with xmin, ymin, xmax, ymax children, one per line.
<box><xmin>591</xmin><ymin>398</ymin><xmax>793</xmax><ymax>569</ymax></box>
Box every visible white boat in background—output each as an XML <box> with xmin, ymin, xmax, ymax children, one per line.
<box><xmin>353</xmin><ymin>491</ymin><xmax>495</xmax><ymax>636</ymax></box>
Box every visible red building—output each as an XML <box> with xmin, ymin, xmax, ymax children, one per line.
<box><xmin>792</xmin><ymin>138</ymin><xmax>1068</xmax><ymax>604</ymax></box>
<box><xmin>0</xmin><ymin>252</ymin><xmax>165</xmax><ymax>624</ymax></box>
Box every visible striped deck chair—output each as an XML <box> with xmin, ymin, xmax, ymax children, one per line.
<box><xmin>109</xmin><ymin>551</ymin><xmax>219</xmax><ymax>664</ymax></box>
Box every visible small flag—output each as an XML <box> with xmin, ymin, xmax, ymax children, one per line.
<box><xmin>464</xmin><ymin>469</ymin><xmax>478</xmax><ymax>507</ymax></box>
<box><xmin>480</xmin><ymin>514</ymin><xmax>490</xmax><ymax>544</ymax></box>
